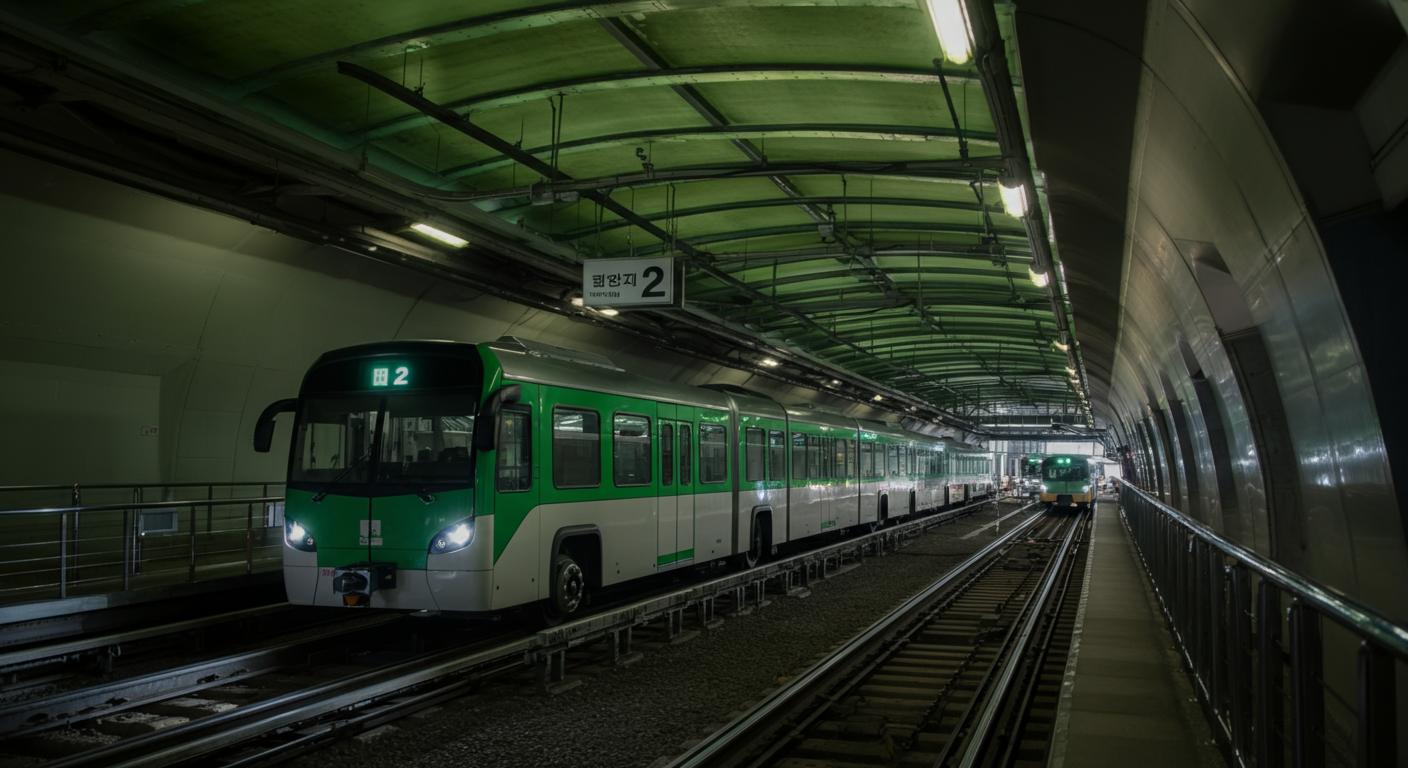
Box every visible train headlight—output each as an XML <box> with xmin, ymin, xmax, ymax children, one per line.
<box><xmin>285</xmin><ymin>520</ymin><xmax>316</xmax><ymax>552</ymax></box>
<box><xmin>429</xmin><ymin>519</ymin><xmax>474</xmax><ymax>555</ymax></box>
<box><xmin>1040</xmin><ymin>484</ymin><xmax>1048</xmax><ymax>493</ymax></box>
<box><xmin>1081</xmin><ymin>485</ymin><xmax>1091</xmax><ymax>493</ymax></box>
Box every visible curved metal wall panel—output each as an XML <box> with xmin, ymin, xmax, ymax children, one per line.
<box><xmin>1102</xmin><ymin>0</ymin><xmax>1405</xmax><ymax>618</ymax></box>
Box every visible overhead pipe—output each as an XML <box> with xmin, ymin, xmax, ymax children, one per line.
<box><xmin>962</xmin><ymin>0</ymin><xmax>1091</xmax><ymax>416</ymax></box>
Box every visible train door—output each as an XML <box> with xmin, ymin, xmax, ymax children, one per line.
<box><xmin>656</xmin><ymin>405</ymin><xmax>678</xmax><ymax>567</ymax></box>
<box><xmin>676</xmin><ymin>418</ymin><xmax>695</xmax><ymax>563</ymax></box>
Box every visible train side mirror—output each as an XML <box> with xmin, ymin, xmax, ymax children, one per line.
<box><xmin>253</xmin><ymin>399</ymin><xmax>297</xmax><ymax>453</ymax></box>
<box><xmin>473</xmin><ymin>384</ymin><xmax>522</xmax><ymax>452</ymax></box>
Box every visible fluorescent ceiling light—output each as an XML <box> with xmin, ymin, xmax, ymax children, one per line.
<box><xmin>1028</xmin><ymin>266</ymin><xmax>1050</xmax><ymax>288</ymax></box>
<box><xmin>999</xmin><ymin>181</ymin><xmax>1028</xmax><ymax>217</ymax></box>
<box><xmin>1052</xmin><ymin>339</ymin><xmax>1069</xmax><ymax>352</ymax></box>
<box><xmin>830</xmin><ymin>379</ymin><xmax>842</xmax><ymax>385</ymax></box>
<box><xmin>1065</xmin><ymin>366</ymin><xmax>1077</xmax><ymax>375</ymax></box>
<box><xmin>410</xmin><ymin>222</ymin><xmax>468</xmax><ymax>248</ymax></box>
<box><xmin>926</xmin><ymin>0</ymin><xmax>973</xmax><ymax>64</ymax></box>
<box><xmin>570</xmin><ymin>297</ymin><xmax>584</xmax><ymax>307</ymax></box>
<box><xmin>597</xmin><ymin>307</ymin><xmax>619</xmax><ymax>317</ymax></box>
<box><xmin>872</xmin><ymin>394</ymin><xmax>884</xmax><ymax>402</ymax></box>
<box><xmin>760</xmin><ymin>357</ymin><xmax>780</xmax><ymax>368</ymax></box>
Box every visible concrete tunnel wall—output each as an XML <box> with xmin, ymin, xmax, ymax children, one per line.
<box><xmin>0</xmin><ymin>148</ymin><xmax>892</xmax><ymax>494</ymax></box>
<box><xmin>1089</xmin><ymin>0</ymin><xmax>1407</xmax><ymax>619</ymax></box>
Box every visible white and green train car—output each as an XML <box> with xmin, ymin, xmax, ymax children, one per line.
<box><xmin>254</xmin><ymin>337</ymin><xmax>993</xmax><ymax>619</ymax></box>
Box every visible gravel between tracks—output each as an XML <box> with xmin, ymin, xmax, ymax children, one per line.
<box><xmin>295</xmin><ymin>499</ymin><xmax>1035</xmax><ymax>768</ymax></box>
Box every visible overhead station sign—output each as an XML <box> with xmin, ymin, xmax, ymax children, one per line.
<box><xmin>581</xmin><ymin>257</ymin><xmax>677</xmax><ymax>308</ymax></box>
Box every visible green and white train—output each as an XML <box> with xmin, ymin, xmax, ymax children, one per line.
<box><xmin>254</xmin><ymin>337</ymin><xmax>993</xmax><ymax>618</ymax></box>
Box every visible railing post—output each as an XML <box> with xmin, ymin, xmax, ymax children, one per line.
<box><xmin>188</xmin><ymin>503</ymin><xmax>197</xmax><ymax>582</ymax></box>
<box><xmin>1229</xmin><ymin>564</ymin><xmax>1253</xmax><ymax>761</ymax></box>
<box><xmin>57</xmin><ymin>510</ymin><xmax>68</xmax><ymax>599</ymax></box>
<box><xmin>245</xmin><ymin>501</ymin><xmax>254</xmax><ymax>574</ymax></box>
<box><xmin>1288</xmin><ymin>600</ymin><xmax>1324</xmax><ymax>768</ymax></box>
<box><xmin>1257</xmin><ymin>581</ymin><xmax>1283</xmax><ymax>768</ymax></box>
<box><xmin>1208</xmin><ymin>548</ymin><xmax>1226</xmax><ymax>719</ymax></box>
<box><xmin>121</xmin><ymin>508</ymin><xmax>131</xmax><ymax>591</ymax></box>
<box><xmin>1355</xmin><ymin>641</ymin><xmax>1394</xmax><ymax>768</ymax></box>
<box><xmin>70</xmin><ymin>483</ymin><xmax>81</xmax><ymax>587</ymax></box>
<box><xmin>205</xmin><ymin>483</ymin><xmax>213</xmax><ymax>537</ymax></box>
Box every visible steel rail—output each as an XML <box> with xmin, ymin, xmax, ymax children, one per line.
<box><xmin>0</xmin><ymin>613</ymin><xmax>404</xmax><ymax>738</ymax></box>
<box><xmin>1121</xmin><ymin>483</ymin><xmax>1408</xmax><ymax>658</ymax></box>
<box><xmin>666</xmin><ymin>502</ymin><xmax>1044</xmax><ymax>768</ymax></box>
<box><xmin>956</xmin><ymin>512</ymin><xmax>1083</xmax><ymax>767</ymax></box>
<box><xmin>0</xmin><ymin>603</ymin><xmax>289</xmax><ymax>672</ymax></box>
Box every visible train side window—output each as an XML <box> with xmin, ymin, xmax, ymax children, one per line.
<box><xmin>861</xmin><ymin>442</ymin><xmax>873</xmax><ymax>477</ymax></box>
<box><xmin>744</xmin><ymin>427</ymin><xmax>765</xmax><ymax>483</ymax></box>
<box><xmin>680</xmin><ymin>424</ymin><xmax>692</xmax><ymax>485</ymax></box>
<box><xmin>495</xmin><ymin>407</ymin><xmax>532</xmax><ymax>492</ymax></box>
<box><xmin>699</xmin><ymin>424</ymin><xmax>727</xmax><ymax>483</ymax></box>
<box><xmin>791</xmin><ymin>432</ymin><xmax>806</xmax><ymax>480</ymax></box>
<box><xmin>846</xmin><ymin>439</ymin><xmax>856</xmax><ymax>478</ymax></box>
<box><xmin>768</xmin><ymin>430</ymin><xmax>786</xmax><ymax>482</ymax></box>
<box><xmin>552</xmin><ymin>408</ymin><xmax>600</xmax><ymax>488</ymax></box>
<box><xmin>888</xmin><ymin>445</ymin><xmax>899</xmax><ymax>476</ymax></box>
<box><xmin>661</xmin><ymin>423</ymin><xmax>674</xmax><ymax>486</ymax></box>
<box><xmin>834</xmin><ymin>439</ymin><xmax>847</xmax><ymax>480</ymax></box>
<box><xmin>807</xmin><ymin>435</ymin><xmax>822</xmax><ymax>480</ymax></box>
<box><xmin>613</xmin><ymin>413</ymin><xmax>652</xmax><ymax>487</ymax></box>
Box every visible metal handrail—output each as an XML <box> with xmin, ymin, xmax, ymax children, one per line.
<box><xmin>0</xmin><ymin>481</ymin><xmax>281</xmax><ymax>493</ymax></box>
<box><xmin>0</xmin><ymin>497</ymin><xmax>284</xmax><ymax>518</ymax></box>
<box><xmin>1121</xmin><ymin>482</ymin><xmax>1408</xmax><ymax>658</ymax></box>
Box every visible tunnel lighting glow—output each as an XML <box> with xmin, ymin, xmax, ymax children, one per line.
<box><xmin>872</xmin><ymin>394</ymin><xmax>884</xmax><ymax>402</ymax></box>
<box><xmin>926</xmin><ymin>0</ymin><xmax>973</xmax><ymax>64</ymax></box>
<box><xmin>760</xmin><ymin>357</ymin><xmax>780</xmax><ymax>368</ymax></box>
<box><xmin>597</xmin><ymin>307</ymin><xmax>620</xmax><ymax>317</ymax></box>
<box><xmin>999</xmin><ymin>181</ymin><xmax>1028</xmax><ymax>217</ymax></box>
<box><xmin>410</xmin><ymin>222</ymin><xmax>468</xmax><ymax>248</ymax></box>
<box><xmin>570</xmin><ymin>297</ymin><xmax>585</xmax><ymax>307</ymax></box>
<box><xmin>830</xmin><ymin>379</ymin><xmax>842</xmax><ymax>385</ymax></box>
<box><xmin>1065</xmin><ymin>366</ymin><xmax>1077</xmax><ymax>375</ymax></box>
<box><xmin>1028</xmin><ymin>267</ymin><xmax>1050</xmax><ymax>288</ymax></box>
<box><xmin>1052</xmin><ymin>339</ymin><xmax>1069</xmax><ymax>352</ymax></box>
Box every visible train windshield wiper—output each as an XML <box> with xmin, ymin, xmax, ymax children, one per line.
<box><xmin>312</xmin><ymin>446</ymin><xmax>375</xmax><ymax>502</ymax></box>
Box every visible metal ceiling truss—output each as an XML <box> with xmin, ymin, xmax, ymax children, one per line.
<box><xmin>442</xmin><ymin>123</ymin><xmax>996</xmax><ymax>180</ymax></box>
<box><xmin>360</xmin><ymin>63</ymin><xmax>982</xmax><ymax>142</ymax></box>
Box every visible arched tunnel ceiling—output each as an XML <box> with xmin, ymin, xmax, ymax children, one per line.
<box><xmin>0</xmin><ymin>1</ymin><xmax>1094</xmax><ymax>430</ymax></box>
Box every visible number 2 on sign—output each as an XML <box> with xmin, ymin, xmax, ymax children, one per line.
<box><xmin>642</xmin><ymin>265</ymin><xmax>665</xmax><ymax>298</ymax></box>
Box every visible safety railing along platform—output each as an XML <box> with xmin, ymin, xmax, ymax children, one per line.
<box><xmin>0</xmin><ymin>481</ymin><xmax>285</xmax><ymax>603</ymax></box>
<box><xmin>1119</xmin><ymin>482</ymin><xmax>1406</xmax><ymax>768</ymax></box>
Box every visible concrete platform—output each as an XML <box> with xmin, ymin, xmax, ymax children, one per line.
<box><xmin>1050</xmin><ymin>498</ymin><xmax>1224</xmax><ymax>768</ymax></box>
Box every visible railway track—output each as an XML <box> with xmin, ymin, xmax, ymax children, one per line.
<box><xmin>668</xmin><ymin>508</ymin><xmax>1090</xmax><ymax>768</ymax></box>
<box><xmin>0</xmin><ymin>497</ymin><xmax>1015</xmax><ymax>767</ymax></box>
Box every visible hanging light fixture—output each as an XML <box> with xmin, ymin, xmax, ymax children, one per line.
<box><xmin>926</xmin><ymin>0</ymin><xmax>973</xmax><ymax>64</ymax></box>
<box><xmin>1028</xmin><ymin>266</ymin><xmax>1050</xmax><ymax>288</ymax></box>
<box><xmin>999</xmin><ymin>180</ymin><xmax>1028</xmax><ymax>217</ymax></box>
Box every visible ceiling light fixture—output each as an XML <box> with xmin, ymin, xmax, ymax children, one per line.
<box><xmin>409</xmin><ymin>222</ymin><xmax>468</xmax><ymax>248</ymax></box>
<box><xmin>760</xmin><ymin>357</ymin><xmax>780</xmax><ymax>368</ymax></box>
<box><xmin>926</xmin><ymin>0</ymin><xmax>973</xmax><ymax>64</ymax></box>
<box><xmin>1028</xmin><ymin>266</ymin><xmax>1050</xmax><ymax>288</ymax></box>
<box><xmin>830</xmin><ymin>379</ymin><xmax>842</xmax><ymax>386</ymax></box>
<box><xmin>570</xmin><ymin>297</ymin><xmax>585</xmax><ymax>307</ymax></box>
<box><xmin>1052</xmin><ymin>339</ymin><xmax>1069</xmax><ymax>352</ymax></box>
<box><xmin>999</xmin><ymin>180</ymin><xmax>1028</xmax><ymax>217</ymax></box>
<box><xmin>872</xmin><ymin>394</ymin><xmax>884</xmax><ymax>402</ymax></box>
<box><xmin>597</xmin><ymin>307</ymin><xmax>619</xmax><ymax>317</ymax></box>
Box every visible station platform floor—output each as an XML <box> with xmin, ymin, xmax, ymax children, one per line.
<box><xmin>1049</xmin><ymin>497</ymin><xmax>1225</xmax><ymax>768</ymax></box>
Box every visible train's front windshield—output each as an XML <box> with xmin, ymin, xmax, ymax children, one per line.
<box><xmin>1042</xmin><ymin>460</ymin><xmax>1089</xmax><ymax>482</ymax></box>
<box><xmin>290</xmin><ymin>390</ymin><xmax>477</xmax><ymax>490</ymax></box>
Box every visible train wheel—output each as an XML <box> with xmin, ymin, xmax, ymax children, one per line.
<box><xmin>548</xmin><ymin>553</ymin><xmax>586</xmax><ymax>619</ymax></box>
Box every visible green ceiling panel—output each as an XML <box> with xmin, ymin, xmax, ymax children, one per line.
<box><xmin>43</xmin><ymin>0</ymin><xmax>1079</xmax><ymax>415</ymax></box>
